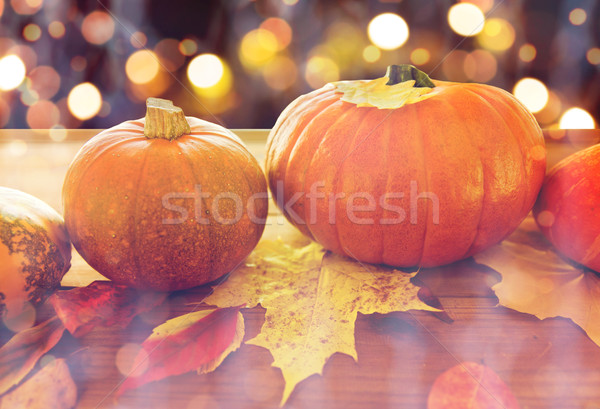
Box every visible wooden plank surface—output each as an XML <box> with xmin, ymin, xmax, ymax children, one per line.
<box><xmin>1</xmin><ymin>129</ymin><xmax>600</xmax><ymax>409</ymax></box>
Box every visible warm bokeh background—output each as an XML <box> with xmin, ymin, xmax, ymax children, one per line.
<box><xmin>0</xmin><ymin>0</ymin><xmax>598</xmax><ymax>133</ymax></box>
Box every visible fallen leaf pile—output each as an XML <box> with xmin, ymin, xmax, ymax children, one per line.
<box><xmin>205</xmin><ymin>238</ymin><xmax>438</xmax><ymax>404</ymax></box>
<box><xmin>427</xmin><ymin>362</ymin><xmax>520</xmax><ymax>409</ymax></box>
<box><xmin>474</xmin><ymin>216</ymin><xmax>600</xmax><ymax>347</ymax></box>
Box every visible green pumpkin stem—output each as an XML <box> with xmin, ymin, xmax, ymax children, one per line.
<box><xmin>144</xmin><ymin>98</ymin><xmax>191</xmax><ymax>141</ymax></box>
<box><xmin>385</xmin><ymin>64</ymin><xmax>435</xmax><ymax>88</ymax></box>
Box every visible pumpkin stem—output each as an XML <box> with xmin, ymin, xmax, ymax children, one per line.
<box><xmin>385</xmin><ymin>64</ymin><xmax>435</xmax><ymax>88</ymax></box>
<box><xmin>144</xmin><ymin>98</ymin><xmax>191</xmax><ymax>141</ymax></box>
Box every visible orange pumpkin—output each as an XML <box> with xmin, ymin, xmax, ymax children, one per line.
<box><xmin>0</xmin><ymin>187</ymin><xmax>71</xmax><ymax>321</ymax></box>
<box><xmin>63</xmin><ymin>98</ymin><xmax>268</xmax><ymax>291</ymax></box>
<box><xmin>266</xmin><ymin>65</ymin><xmax>546</xmax><ymax>267</ymax></box>
<box><xmin>534</xmin><ymin>143</ymin><xmax>600</xmax><ymax>271</ymax></box>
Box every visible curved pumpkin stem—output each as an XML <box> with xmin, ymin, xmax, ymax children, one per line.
<box><xmin>386</xmin><ymin>65</ymin><xmax>435</xmax><ymax>88</ymax></box>
<box><xmin>144</xmin><ymin>98</ymin><xmax>191</xmax><ymax>141</ymax></box>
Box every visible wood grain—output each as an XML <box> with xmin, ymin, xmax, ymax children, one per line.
<box><xmin>1</xmin><ymin>130</ymin><xmax>600</xmax><ymax>409</ymax></box>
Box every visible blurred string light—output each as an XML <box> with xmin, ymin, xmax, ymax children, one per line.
<box><xmin>81</xmin><ymin>11</ymin><xmax>115</xmax><ymax>45</ymax></box>
<box><xmin>130</xmin><ymin>32</ymin><xmax>148</xmax><ymax>48</ymax></box>
<box><xmin>586</xmin><ymin>48</ymin><xmax>600</xmax><ymax>65</ymax></box>
<box><xmin>260</xmin><ymin>18</ymin><xmax>292</xmax><ymax>50</ymax></box>
<box><xmin>305</xmin><ymin>56</ymin><xmax>338</xmax><ymax>89</ymax></box>
<box><xmin>569</xmin><ymin>8</ymin><xmax>587</xmax><ymax>26</ymax></box>
<box><xmin>26</xmin><ymin>100</ymin><xmax>59</xmax><ymax>128</ymax></box>
<box><xmin>518</xmin><ymin>44</ymin><xmax>536</xmax><ymax>62</ymax></box>
<box><xmin>282</xmin><ymin>0</ymin><xmax>299</xmax><ymax>5</ymax></box>
<box><xmin>464</xmin><ymin>49</ymin><xmax>497</xmax><ymax>82</ymax></box>
<box><xmin>477</xmin><ymin>18</ymin><xmax>515</xmax><ymax>52</ymax></box>
<box><xmin>239</xmin><ymin>29</ymin><xmax>279</xmax><ymax>69</ymax></box>
<box><xmin>67</xmin><ymin>82</ymin><xmax>102</xmax><ymax>121</ymax></box>
<box><xmin>155</xmin><ymin>38</ymin><xmax>185</xmax><ymax>71</ymax></box>
<box><xmin>70</xmin><ymin>56</ymin><xmax>87</xmax><ymax>72</ymax></box>
<box><xmin>535</xmin><ymin>91</ymin><xmax>562</xmax><ymax>125</ymax></box>
<box><xmin>29</xmin><ymin>66</ymin><xmax>60</xmax><ymax>100</ymax></box>
<box><xmin>48</xmin><ymin>21</ymin><xmax>65</xmax><ymax>39</ymax></box>
<box><xmin>179</xmin><ymin>39</ymin><xmax>197</xmax><ymax>56</ymax></box>
<box><xmin>0</xmin><ymin>54</ymin><xmax>26</xmax><ymax>91</ymax></box>
<box><xmin>460</xmin><ymin>0</ymin><xmax>494</xmax><ymax>13</ymax></box>
<box><xmin>362</xmin><ymin>45</ymin><xmax>381</xmax><ymax>63</ymax></box>
<box><xmin>187</xmin><ymin>53</ymin><xmax>232</xmax><ymax>98</ymax></box>
<box><xmin>559</xmin><ymin>107</ymin><xmax>595</xmax><ymax>129</ymax></box>
<box><xmin>447</xmin><ymin>3</ymin><xmax>485</xmax><ymax>37</ymax></box>
<box><xmin>513</xmin><ymin>78</ymin><xmax>548</xmax><ymax>113</ymax></box>
<box><xmin>367</xmin><ymin>13</ymin><xmax>409</xmax><ymax>50</ymax></box>
<box><xmin>11</xmin><ymin>0</ymin><xmax>42</xmax><ymax>15</ymax></box>
<box><xmin>410</xmin><ymin>48</ymin><xmax>430</xmax><ymax>66</ymax></box>
<box><xmin>263</xmin><ymin>55</ymin><xmax>297</xmax><ymax>90</ymax></box>
<box><xmin>23</xmin><ymin>24</ymin><xmax>41</xmax><ymax>42</ymax></box>
<box><xmin>125</xmin><ymin>50</ymin><xmax>160</xmax><ymax>84</ymax></box>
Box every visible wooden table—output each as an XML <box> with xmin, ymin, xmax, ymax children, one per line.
<box><xmin>1</xmin><ymin>129</ymin><xmax>600</xmax><ymax>409</ymax></box>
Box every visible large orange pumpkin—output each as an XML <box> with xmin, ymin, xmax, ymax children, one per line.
<box><xmin>534</xmin><ymin>143</ymin><xmax>600</xmax><ymax>271</ymax></box>
<box><xmin>0</xmin><ymin>187</ymin><xmax>71</xmax><ymax>321</ymax></box>
<box><xmin>266</xmin><ymin>65</ymin><xmax>546</xmax><ymax>267</ymax></box>
<box><xmin>63</xmin><ymin>98</ymin><xmax>268</xmax><ymax>291</ymax></box>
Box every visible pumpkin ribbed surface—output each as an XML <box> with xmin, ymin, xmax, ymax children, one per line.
<box><xmin>266</xmin><ymin>75</ymin><xmax>545</xmax><ymax>267</ymax></box>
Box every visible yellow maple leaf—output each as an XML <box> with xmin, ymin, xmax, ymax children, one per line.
<box><xmin>204</xmin><ymin>237</ymin><xmax>437</xmax><ymax>405</ymax></box>
<box><xmin>332</xmin><ymin>76</ymin><xmax>436</xmax><ymax>109</ymax></box>
<box><xmin>473</xmin><ymin>216</ymin><xmax>600</xmax><ymax>346</ymax></box>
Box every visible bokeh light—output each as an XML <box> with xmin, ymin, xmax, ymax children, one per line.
<box><xmin>125</xmin><ymin>50</ymin><xmax>160</xmax><ymax>85</ymax></box>
<box><xmin>367</xmin><ymin>13</ymin><xmax>409</xmax><ymax>50</ymax></box>
<box><xmin>81</xmin><ymin>11</ymin><xmax>115</xmax><ymax>45</ymax></box>
<box><xmin>48</xmin><ymin>21</ymin><xmax>65</xmax><ymax>39</ymax></box>
<box><xmin>155</xmin><ymin>38</ymin><xmax>185</xmax><ymax>71</ymax></box>
<box><xmin>586</xmin><ymin>48</ymin><xmax>600</xmax><ymax>65</ymax></box>
<box><xmin>410</xmin><ymin>48</ymin><xmax>431</xmax><ymax>66</ymax></box>
<box><xmin>519</xmin><ymin>44</ymin><xmax>536</xmax><ymax>62</ymax></box>
<box><xmin>10</xmin><ymin>0</ymin><xmax>42</xmax><ymax>15</ymax></box>
<box><xmin>239</xmin><ymin>29</ymin><xmax>278</xmax><ymax>69</ymax></box>
<box><xmin>513</xmin><ymin>78</ymin><xmax>549</xmax><ymax>113</ymax></box>
<box><xmin>477</xmin><ymin>18</ymin><xmax>515</xmax><ymax>52</ymax></box>
<box><xmin>188</xmin><ymin>54</ymin><xmax>224</xmax><ymax>88</ymax></box>
<box><xmin>28</xmin><ymin>65</ymin><xmax>61</xmax><ymax>99</ymax></box>
<box><xmin>464</xmin><ymin>49</ymin><xmax>497</xmax><ymax>82</ymax></box>
<box><xmin>569</xmin><ymin>8</ymin><xmax>587</xmax><ymax>26</ymax></box>
<box><xmin>23</xmin><ymin>23</ymin><xmax>41</xmax><ymax>42</ymax></box>
<box><xmin>305</xmin><ymin>56</ymin><xmax>339</xmax><ymax>89</ymax></box>
<box><xmin>26</xmin><ymin>100</ymin><xmax>60</xmax><ymax>128</ymax></box>
<box><xmin>535</xmin><ymin>91</ymin><xmax>562</xmax><ymax>125</ymax></box>
<box><xmin>559</xmin><ymin>107</ymin><xmax>596</xmax><ymax>129</ymax></box>
<box><xmin>130</xmin><ymin>31</ymin><xmax>148</xmax><ymax>48</ymax></box>
<box><xmin>448</xmin><ymin>3</ymin><xmax>485</xmax><ymax>37</ymax></box>
<box><xmin>442</xmin><ymin>50</ymin><xmax>469</xmax><ymax>82</ymax></box>
<box><xmin>70</xmin><ymin>56</ymin><xmax>87</xmax><ymax>72</ymax></box>
<box><xmin>0</xmin><ymin>54</ymin><xmax>26</xmax><ymax>91</ymax></box>
<box><xmin>0</xmin><ymin>98</ymin><xmax>10</xmax><ymax>127</ymax></box>
<box><xmin>263</xmin><ymin>55</ymin><xmax>297</xmax><ymax>90</ymax></box>
<box><xmin>260</xmin><ymin>18</ymin><xmax>292</xmax><ymax>51</ymax></box>
<box><xmin>67</xmin><ymin>82</ymin><xmax>102</xmax><ymax>121</ymax></box>
<box><xmin>49</xmin><ymin>126</ymin><xmax>68</xmax><ymax>142</ymax></box>
<box><xmin>179</xmin><ymin>39</ymin><xmax>197</xmax><ymax>56</ymax></box>
<box><xmin>188</xmin><ymin>54</ymin><xmax>232</xmax><ymax>98</ymax></box>
<box><xmin>363</xmin><ymin>45</ymin><xmax>381</xmax><ymax>63</ymax></box>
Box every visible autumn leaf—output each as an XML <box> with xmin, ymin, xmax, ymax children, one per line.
<box><xmin>427</xmin><ymin>362</ymin><xmax>520</xmax><ymax>409</ymax></box>
<box><xmin>473</xmin><ymin>216</ymin><xmax>600</xmax><ymax>347</ymax></box>
<box><xmin>0</xmin><ymin>316</ymin><xmax>65</xmax><ymax>395</ymax></box>
<box><xmin>0</xmin><ymin>358</ymin><xmax>77</xmax><ymax>409</ymax></box>
<box><xmin>204</xmin><ymin>239</ymin><xmax>438</xmax><ymax>405</ymax></box>
<box><xmin>117</xmin><ymin>306</ymin><xmax>244</xmax><ymax>397</ymax></box>
<box><xmin>49</xmin><ymin>281</ymin><xmax>168</xmax><ymax>337</ymax></box>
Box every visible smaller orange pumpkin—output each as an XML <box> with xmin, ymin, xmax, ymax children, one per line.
<box><xmin>534</xmin><ymin>143</ymin><xmax>600</xmax><ymax>271</ymax></box>
<box><xmin>0</xmin><ymin>187</ymin><xmax>71</xmax><ymax>323</ymax></box>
